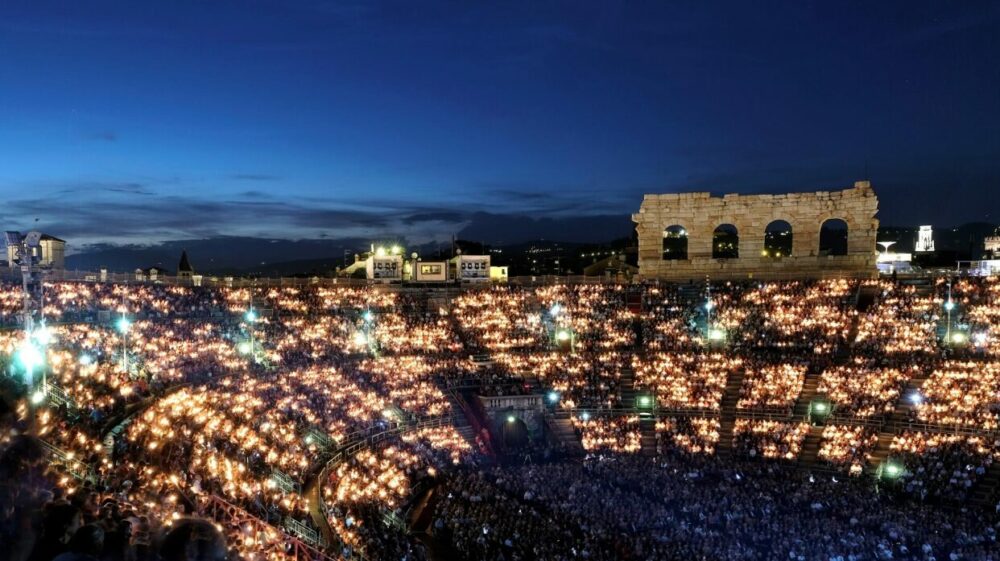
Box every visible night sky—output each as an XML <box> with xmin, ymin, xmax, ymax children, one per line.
<box><xmin>1</xmin><ymin>1</ymin><xmax>998</xmax><ymax>251</ymax></box>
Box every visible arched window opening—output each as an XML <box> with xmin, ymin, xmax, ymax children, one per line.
<box><xmin>763</xmin><ymin>220</ymin><xmax>793</xmax><ymax>258</ymax></box>
<box><xmin>662</xmin><ymin>225</ymin><xmax>688</xmax><ymax>260</ymax></box>
<box><xmin>712</xmin><ymin>224</ymin><xmax>739</xmax><ymax>259</ymax></box>
<box><xmin>819</xmin><ymin>218</ymin><xmax>849</xmax><ymax>256</ymax></box>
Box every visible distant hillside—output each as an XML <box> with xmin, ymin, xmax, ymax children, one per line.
<box><xmin>65</xmin><ymin>236</ymin><xmax>371</xmax><ymax>274</ymax></box>
<box><xmin>457</xmin><ymin>212</ymin><xmax>633</xmax><ymax>245</ymax></box>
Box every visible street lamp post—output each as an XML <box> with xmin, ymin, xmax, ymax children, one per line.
<box><xmin>704</xmin><ymin>282</ymin><xmax>714</xmax><ymax>340</ymax></box>
<box><xmin>117</xmin><ymin>289</ymin><xmax>131</xmax><ymax>374</ymax></box>
<box><xmin>117</xmin><ymin>316</ymin><xmax>132</xmax><ymax>374</ymax></box>
<box><xmin>944</xmin><ymin>280</ymin><xmax>955</xmax><ymax>342</ymax></box>
<box><xmin>245</xmin><ymin>281</ymin><xmax>258</xmax><ymax>359</ymax></box>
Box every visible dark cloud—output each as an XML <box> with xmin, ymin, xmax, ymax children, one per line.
<box><xmin>238</xmin><ymin>190</ymin><xmax>272</xmax><ymax>198</ymax></box>
<box><xmin>53</xmin><ymin>182</ymin><xmax>154</xmax><ymax>196</ymax></box>
<box><xmin>103</xmin><ymin>183</ymin><xmax>151</xmax><ymax>194</ymax></box>
<box><xmin>231</xmin><ymin>174</ymin><xmax>281</xmax><ymax>181</ymax></box>
<box><xmin>89</xmin><ymin>130</ymin><xmax>118</xmax><ymax>142</ymax></box>
<box><xmin>2</xmin><ymin>188</ymin><xmax>471</xmax><ymax>246</ymax></box>
<box><xmin>476</xmin><ymin>187</ymin><xmax>626</xmax><ymax>216</ymax></box>
<box><xmin>402</xmin><ymin>211</ymin><xmax>465</xmax><ymax>225</ymax></box>
<box><xmin>490</xmin><ymin>189</ymin><xmax>553</xmax><ymax>201</ymax></box>
<box><xmin>458</xmin><ymin>212</ymin><xmax>633</xmax><ymax>245</ymax></box>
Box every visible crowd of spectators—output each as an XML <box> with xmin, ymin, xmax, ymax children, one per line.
<box><xmin>818</xmin><ymin>359</ymin><xmax>914</xmax><ymax>418</ymax></box>
<box><xmin>736</xmin><ymin>362</ymin><xmax>807</xmax><ymax>412</ymax></box>
<box><xmin>733</xmin><ymin>420</ymin><xmax>810</xmax><ymax>460</ymax></box>
<box><xmin>3</xmin><ymin>276</ymin><xmax>1000</xmax><ymax>561</ymax></box>
<box><xmin>817</xmin><ymin>424</ymin><xmax>879</xmax><ymax>475</ymax></box>
<box><xmin>890</xmin><ymin>431</ymin><xmax>998</xmax><ymax>502</ymax></box>
<box><xmin>916</xmin><ymin>361</ymin><xmax>1000</xmax><ymax>429</ymax></box>
<box><xmin>571</xmin><ymin>415</ymin><xmax>642</xmax><ymax>454</ymax></box>
<box><xmin>633</xmin><ymin>353</ymin><xmax>739</xmax><ymax>411</ymax></box>
<box><xmin>431</xmin><ymin>453</ymin><xmax>1000</xmax><ymax>561</ymax></box>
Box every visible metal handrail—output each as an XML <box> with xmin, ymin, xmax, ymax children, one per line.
<box><xmin>198</xmin><ymin>494</ymin><xmax>338</xmax><ymax>561</ymax></box>
<box><xmin>313</xmin><ymin>416</ymin><xmax>459</xmax><ymax>560</ymax></box>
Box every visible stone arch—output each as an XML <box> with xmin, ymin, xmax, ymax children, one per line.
<box><xmin>764</xmin><ymin>220</ymin><xmax>793</xmax><ymax>257</ymax></box>
<box><xmin>662</xmin><ymin>225</ymin><xmax>688</xmax><ymax>260</ymax></box>
<box><xmin>501</xmin><ymin>416</ymin><xmax>529</xmax><ymax>448</ymax></box>
<box><xmin>712</xmin><ymin>224</ymin><xmax>739</xmax><ymax>259</ymax></box>
<box><xmin>819</xmin><ymin>218</ymin><xmax>849</xmax><ymax>256</ymax></box>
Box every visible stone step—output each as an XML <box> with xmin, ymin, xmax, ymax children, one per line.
<box><xmin>865</xmin><ymin>433</ymin><xmax>897</xmax><ymax>475</ymax></box>
<box><xmin>639</xmin><ymin>418</ymin><xmax>657</xmax><ymax>457</ymax></box>
<box><xmin>455</xmin><ymin>425</ymin><xmax>477</xmax><ymax>446</ymax></box>
<box><xmin>548</xmin><ymin>417</ymin><xmax>584</xmax><ymax>452</ymax></box>
<box><xmin>797</xmin><ymin>425</ymin><xmax>825</xmax><ymax>466</ymax></box>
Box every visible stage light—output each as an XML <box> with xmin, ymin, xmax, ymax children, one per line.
<box><xmin>33</xmin><ymin>326</ymin><xmax>54</xmax><ymax>345</ymax></box>
<box><xmin>507</xmin><ymin>415</ymin><xmax>516</xmax><ymax>424</ymax></box>
<box><xmin>238</xmin><ymin>342</ymin><xmax>252</xmax><ymax>355</ymax></box>
<box><xmin>550</xmin><ymin>303</ymin><xmax>562</xmax><ymax>317</ymax></box>
<box><xmin>951</xmin><ymin>332</ymin><xmax>967</xmax><ymax>344</ymax></box>
<box><xmin>16</xmin><ymin>340</ymin><xmax>43</xmax><ymax>374</ymax></box>
<box><xmin>79</xmin><ymin>354</ymin><xmax>93</xmax><ymax>366</ymax></box>
<box><xmin>708</xmin><ymin>328</ymin><xmax>726</xmax><ymax>341</ymax></box>
<box><xmin>353</xmin><ymin>332</ymin><xmax>368</xmax><ymax>346</ymax></box>
<box><xmin>116</xmin><ymin>317</ymin><xmax>132</xmax><ymax>333</ymax></box>
<box><xmin>30</xmin><ymin>390</ymin><xmax>46</xmax><ymax>405</ymax></box>
<box><xmin>556</xmin><ymin>329</ymin><xmax>571</xmax><ymax>342</ymax></box>
<box><xmin>944</xmin><ymin>300</ymin><xmax>955</xmax><ymax>312</ymax></box>
<box><xmin>909</xmin><ymin>392</ymin><xmax>923</xmax><ymax>406</ymax></box>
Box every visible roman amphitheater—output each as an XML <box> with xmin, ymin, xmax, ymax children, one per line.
<box><xmin>633</xmin><ymin>180</ymin><xmax>880</xmax><ymax>280</ymax></box>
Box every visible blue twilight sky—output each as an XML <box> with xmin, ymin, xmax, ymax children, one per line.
<box><xmin>0</xmin><ymin>0</ymin><xmax>998</xmax><ymax>248</ymax></box>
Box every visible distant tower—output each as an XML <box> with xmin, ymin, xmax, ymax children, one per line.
<box><xmin>915</xmin><ymin>226</ymin><xmax>935</xmax><ymax>253</ymax></box>
<box><xmin>178</xmin><ymin>250</ymin><xmax>194</xmax><ymax>278</ymax></box>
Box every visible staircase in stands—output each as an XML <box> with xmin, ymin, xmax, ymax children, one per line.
<box><xmin>716</xmin><ymin>367</ymin><xmax>745</xmax><ymax>461</ymax></box>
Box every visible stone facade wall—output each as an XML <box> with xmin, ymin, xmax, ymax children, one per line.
<box><xmin>633</xmin><ymin>181</ymin><xmax>879</xmax><ymax>280</ymax></box>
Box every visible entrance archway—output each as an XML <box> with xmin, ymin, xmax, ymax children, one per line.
<box><xmin>501</xmin><ymin>416</ymin><xmax>529</xmax><ymax>449</ymax></box>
